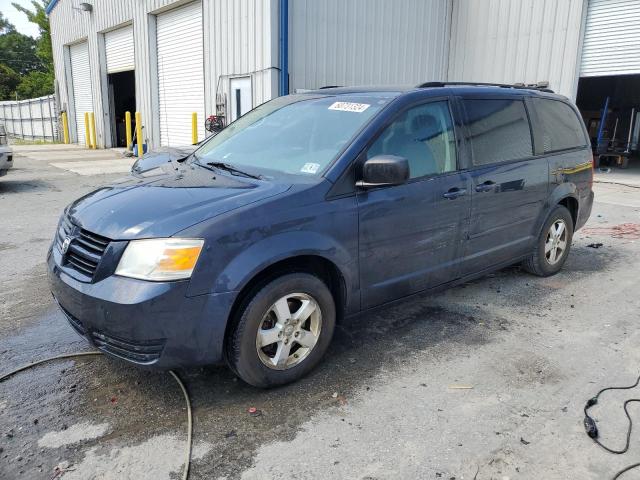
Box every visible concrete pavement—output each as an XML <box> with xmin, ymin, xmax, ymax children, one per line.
<box><xmin>11</xmin><ymin>144</ymin><xmax>135</xmax><ymax>176</ymax></box>
<box><xmin>2</xmin><ymin>147</ymin><xmax>640</xmax><ymax>479</ymax></box>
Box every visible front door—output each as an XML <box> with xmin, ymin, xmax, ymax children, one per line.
<box><xmin>357</xmin><ymin>100</ymin><xmax>471</xmax><ymax>309</ymax></box>
<box><xmin>459</xmin><ymin>97</ymin><xmax>549</xmax><ymax>273</ymax></box>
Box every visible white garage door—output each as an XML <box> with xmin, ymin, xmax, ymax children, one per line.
<box><xmin>105</xmin><ymin>25</ymin><xmax>134</xmax><ymax>73</ymax></box>
<box><xmin>69</xmin><ymin>42</ymin><xmax>92</xmax><ymax>145</ymax></box>
<box><xmin>581</xmin><ymin>0</ymin><xmax>640</xmax><ymax>77</ymax></box>
<box><xmin>156</xmin><ymin>2</ymin><xmax>205</xmax><ymax>146</ymax></box>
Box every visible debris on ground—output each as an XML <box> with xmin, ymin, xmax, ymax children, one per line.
<box><xmin>448</xmin><ymin>385</ymin><xmax>474</xmax><ymax>390</ymax></box>
<box><xmin>247</xmin><ymin>407</ymin><xmax>262</xmax><ymax>417</ymax></box>
<box><xmin>587</xmin><ymin>243</ymin><xmax>604</xmax><ymax>249</ymax></box>
<box><xmin>582</xmin><ymin>223</ymin><xmax>640</xmax><ymax>239</ymax></box>
<box><xmin>520</xmin><ymin>437</ymin><xmax>530</xmax><ymax>445</ymax></box>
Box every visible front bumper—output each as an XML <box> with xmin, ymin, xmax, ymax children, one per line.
<box><xmin>47</xmin><ymin>246</ymin><xmax>236</xmax><ymax>368</ymax></box>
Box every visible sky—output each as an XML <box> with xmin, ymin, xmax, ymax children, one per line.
<box><xmin>0</xmin><ymin>0</ymin><xmax>41</xmax><ymax>38</ymax></box>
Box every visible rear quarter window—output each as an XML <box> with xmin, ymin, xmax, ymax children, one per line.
<box><xmin>532</xmin><ymin>98</ymin><xmax>588</xmax><ymax>153</ymax></box>
<box><xmin>462</xmin><ymin>99</ymin><xmax>533</xmax><ymax>166</ymax></box>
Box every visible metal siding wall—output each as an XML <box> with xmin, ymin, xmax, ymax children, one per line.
<box><xmin>205</xmin><ymin>0</ymin><xmax>278</xmax><ymax>125</ymax></box>
<box><xmin>581</xmin><ymin>0</ymin><xmax>640</xmax><ymax>77</ymax></box>
<box><xmin>448</xmin><ymin>0</ymin><xmax>587</xmax><ymax>100</ymax></box>
<box><xmin>289</xmin><ymin>0</ymin><xmax>451</xmax><ymax>91</ymax></box>
<box><xmin>50</xmin><ymin>0</ymin><xmax>276</xmax><ymax>147</ymax></box>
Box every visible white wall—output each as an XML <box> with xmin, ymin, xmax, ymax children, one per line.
<box><xmin>205</xmin><ymin>0</ymin><xmax>279</xmax><ymax>120</ymax></box>
<box><xmin>288</xmin><ymin>0</ymin><xmax>452</xmax><ymax>91</ymax></box>
<box><xmin>448</xmin><ymin>0</ymin><xmax>588</xmax><ymax>100</ymax></box>
<box><xmin>49</xmin><ymin>0</ymin><xmax>277</xmax><ymax>148</ymax></box>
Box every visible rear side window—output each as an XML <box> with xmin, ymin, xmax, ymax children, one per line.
<box><xmin>532</xmin><ymin>98</ymin><xmax>587</xmax><ymax>153</ymax></box>
<box><xmin>462</xmin><ymin>99</ymin><xmax>533</xmax><ymax>166</ymax></box>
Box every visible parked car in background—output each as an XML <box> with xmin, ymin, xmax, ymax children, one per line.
<box><xmin>0</xmin><ymin>125</ymin><xmax>13</xmax><ymax>177</ymax></box>
<box><xmin>48</xmin><ymin>83</ymin><xmax>593</xmax><ymax>388</ymax></box>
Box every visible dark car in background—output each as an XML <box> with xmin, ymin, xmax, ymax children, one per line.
<box><xmin>48</xmin><ymin>83</ymin><xmax>593</xmax><ymax>387</ymax></box>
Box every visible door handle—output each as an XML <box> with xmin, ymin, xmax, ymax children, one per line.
<box><xmin>443</xmin><ymin>187</ymin><xmax>467</xmax><ymax>199</ymax></box>
<box><xmin>475</xmin><ymin>181</ymin><xmax>496</xmax><ymax>193</ymax></box>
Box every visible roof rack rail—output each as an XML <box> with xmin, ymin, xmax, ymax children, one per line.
<box><xmin>416</xmin><ymin>81</ymin><xmax>554</xmax><ymax>93</ymax></box>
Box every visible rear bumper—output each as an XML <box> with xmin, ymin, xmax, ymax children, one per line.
<box><xmin>576</xmin><ymin>190</ymin><xmax>594</xmax><ymax>231</ymax></box>
<box><xmin>47</xmin><ymin>246</ymin><xmax>236</xmax><ymax>369</ymax></box>
<box><xmin>0</xmin><ymin>150</ymin><xmax>12</xmax><ymax>175</ymax></box>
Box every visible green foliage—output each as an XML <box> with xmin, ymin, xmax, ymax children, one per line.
<box><xmin>0</xmin><ymin>31</ymin><xmax>42</xmax><ymax>75</ymax></box>
<box><xmin>12</xmin><ymin>1</ymin><xmax>53</xmax><ymax>72</ymax></box>
<box><xmin>0</xmin><ymin>12</ymin><xmax>16</xmax><ymax>34</ymax></box>
<box><xmin>0</xmin><ymin>64</ymin><xmax>20</xmax><ymax>100</ymax></box>
<box><xmin>0</xmin><ymin>1</ymin><xmax>54</xmax><ymax>100</ymax></box>
<box><xmin>16</xmin><ymin>70</ymin><xmax>54</xmax><ymax>99</ymax></box>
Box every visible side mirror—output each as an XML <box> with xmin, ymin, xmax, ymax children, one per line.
<box><xmin>356</xmin><ymin>155</ymin><xmax>410</xmax><ymax>188</ymax></box>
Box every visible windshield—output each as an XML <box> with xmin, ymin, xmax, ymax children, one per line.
<box><xmin>193</xmin><ymin>94</ymin><xmax>386</xmax><ymax>177</ymax></box>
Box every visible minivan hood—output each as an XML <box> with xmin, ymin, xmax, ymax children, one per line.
<box><xmin>67</xmin><ymin>162</ymin><xmax>291</xmax><ymax>239</ymax></box>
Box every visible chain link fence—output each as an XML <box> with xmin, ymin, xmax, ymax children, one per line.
<box><xmin>0</xmin><ymin>95</ymin><xmax>60</xmax><ymax>142</ymax></box>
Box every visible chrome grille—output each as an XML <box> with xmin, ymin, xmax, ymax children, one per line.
<box><xmin>56</xmin><ymin>216</ymin><xmax>111</xmax><ymax>279</ymax></box>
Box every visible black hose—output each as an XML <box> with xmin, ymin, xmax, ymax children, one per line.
<box><xmin>0</xmin><ymin>351</ymin><xmax>193</xmax><ymax>480</ymax></box>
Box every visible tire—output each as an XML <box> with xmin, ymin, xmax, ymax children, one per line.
<box><xmin>226</xmin><ymin>273</ymin><xmax>336</xmax><ymax>388</ymax></box>
<box><xmin>522</xmin><ymin>205</ymin><xmax>574</xmax><ymax>277</ymax></box>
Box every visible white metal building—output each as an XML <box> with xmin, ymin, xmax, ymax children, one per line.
<box><xmin>47</xmin><ymin>0</ymin><xmax>640</xmax><ymax>151</ymax></box>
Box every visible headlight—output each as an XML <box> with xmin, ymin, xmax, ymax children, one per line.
<box><xmin>115</xmin><ymin>238</ymin><xmax>204</xmax><ymax>281</ymax></box>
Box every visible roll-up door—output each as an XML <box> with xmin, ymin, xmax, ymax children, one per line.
<box><xmin>69</xmin><ymin>42</ymin><xmax>92</xmax><ymax>145</ymax></box>
<box><xmin>105</xmin><ymin>25</ymin><xmax>134</xmax><ymax>73</ymax></box>
<box><xmin>156</xmin><ymin>2</ymin><xmax>205</xmax><ymax>146</ymax></box>
<box><xmin>581</xmin><ymin>0</ymin><xmax>640</xmax><ymax>77</ymax></box>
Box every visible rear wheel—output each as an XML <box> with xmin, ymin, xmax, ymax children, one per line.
<box><xmin>522</xmin><ymin>205</ymin><xmax>573</xmax><ymax>277</ymax></box>
<box><xmin>226</xmin><ymin>273</ymin><xmax>336</xmax><ymax>388</ymax></box>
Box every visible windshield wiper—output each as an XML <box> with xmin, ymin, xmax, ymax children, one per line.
<box><xmin>206</xmin><ymin>161</ymin><xmax>262</xmax><ymax>180</ymax></box>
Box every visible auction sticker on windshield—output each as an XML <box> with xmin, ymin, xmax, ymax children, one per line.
<box><xmin>328</xmin><ymin>102</ymin><xmax>370</xmax><ymax>113</ymax></box>
<box><xmin>300</xmin><ymin>163</ymin><xmax>321</xmax><ymax>174</ymax></box>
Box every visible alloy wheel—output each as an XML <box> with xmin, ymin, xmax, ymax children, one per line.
<box><xmin>255</xmin><ymin>293</ymin><xmax>322</xmax><ymax>370</ymax></box>
<box><xmin>545</xmin><ymin>219</ymin><xmax>568</xmax><ymax>265</ymax></box>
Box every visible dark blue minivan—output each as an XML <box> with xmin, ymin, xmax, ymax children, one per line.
<box><xmin>48</xmin><ymin>83</ymin><xmax>594</xmax><ymax>387</ymax></box>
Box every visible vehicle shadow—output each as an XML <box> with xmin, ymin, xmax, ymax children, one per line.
<box><xmin>0</xmin><ymin>178</ymin><xmax>60</xmax><ymax>193</ymax></box>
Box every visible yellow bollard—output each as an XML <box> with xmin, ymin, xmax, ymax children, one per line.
<box><xmin>125</xmin><ymin>111</ymin><xmax>132</xmax><ymax>150</ymax></box>
<box><xmin>135</xmin><ymin>111</ymin><xmax>143</xmax><ymax>157</ymax></box>
<box><xmin>89</xmin><ymin>112</ymin><xmax>97</xmax><ymax>149</ymax></box>
<box><xmin>61</xmin><ymin>112</ymin><xmax>69</xmax><ymax>144</ymax></box>
<box><xmin>84</xmin><ymin>112</ymin><xmax>91</xmax><ymax>148</ymax></box>
<box><xmin>191</xmin><ymin>112</ymin><xmax>198</xmax><ymax>145</ymax></box>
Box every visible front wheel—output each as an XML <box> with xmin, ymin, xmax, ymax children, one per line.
<box><xmin>522</xmin><ymin>205</ymin><xmax>574</xmax><ymax>277</ymax></box>
<box><xmin>226</xmin><ymin>273</ymin><xmax>336</xmax><ymax>388</ymax></box>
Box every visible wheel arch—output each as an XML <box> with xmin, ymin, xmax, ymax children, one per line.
<box><xmin>558</xmin><ymin>196</ymin><xmax>578</xmax><ymax>228</ymax></box>
<box><xmin>223</xmin><ymin>254</ymin><xmax>349</xmax><ymax>356</ymax></box>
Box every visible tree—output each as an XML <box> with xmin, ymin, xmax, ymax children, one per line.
<box><xmin>0</xmin><ymin>12</ymin><xmax>15</xmax><ymax>34</ymax></box>
<box><xmin>0</xmin><ymin>64</ymin><xmax>20</xmax><ymax>100</ymax></box>
<box><xmin>16</xmin><ymin>70</ymin><xmax>54</xmax><ymax>99</ymax></box>
<box><xmin>0</xmin><ymin>32</ymin><xmax>42</xmax><ymax>75</ymax></box>
<box><xmin>12</xmin><ymin>1</ymin><xmax>53</xmax><ymax>73</ymax></box>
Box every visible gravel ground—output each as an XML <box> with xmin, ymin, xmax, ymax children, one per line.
<box><xmin>2</xmin><ymin>146</ymin><xmax>640</xmax><ymax>480</ymax></box>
